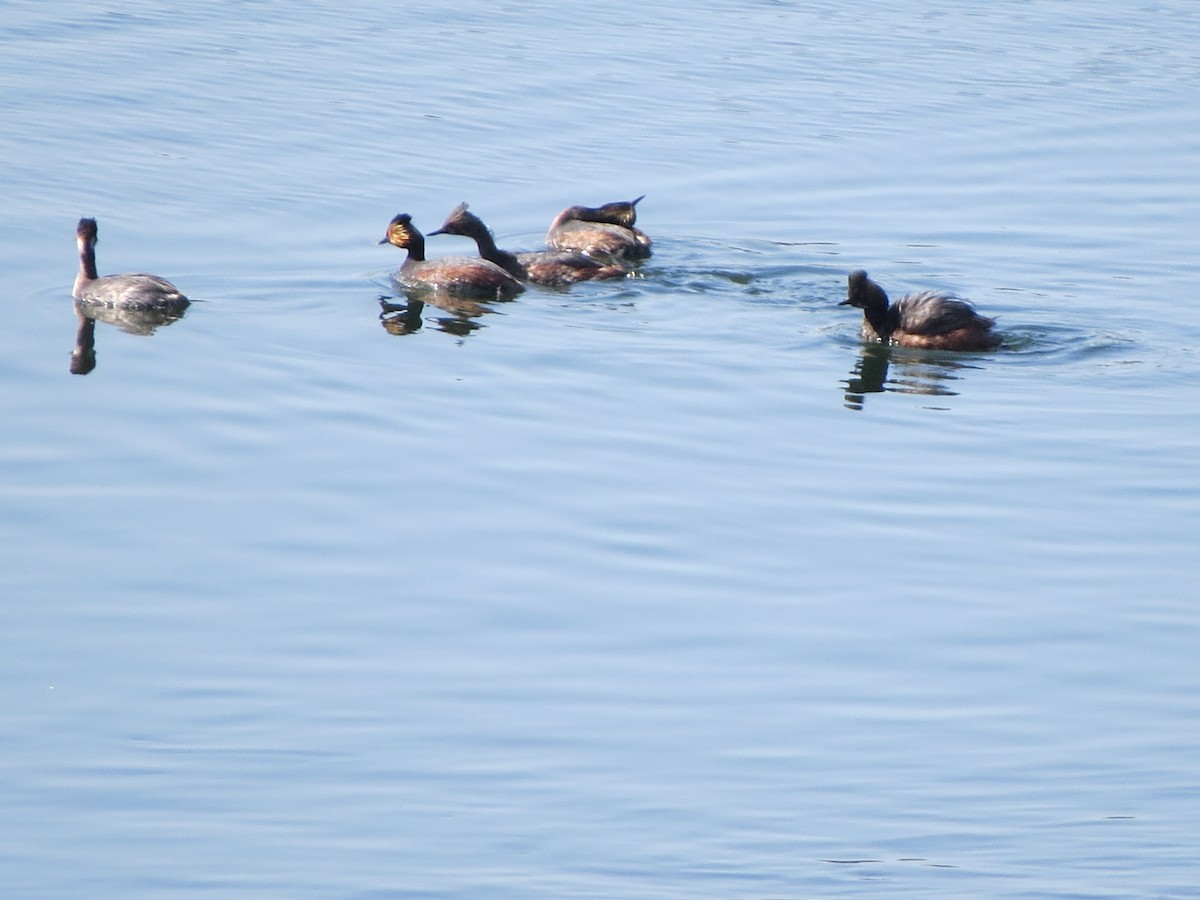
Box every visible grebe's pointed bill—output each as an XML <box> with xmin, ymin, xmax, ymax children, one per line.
<box><xmin>427</xmin><ymin>202</ymin><xmax>472</xmax><ymax>237</ymax></box>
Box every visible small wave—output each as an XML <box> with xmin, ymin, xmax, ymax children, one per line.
<box><xmin>991</xmin><ymin>322</ymin><xmax>1140</xmax><ymax>364</ymax></box>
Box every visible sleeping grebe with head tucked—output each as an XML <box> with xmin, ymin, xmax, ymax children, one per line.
<box><xmin>73</xmin><ymin>217</ymin><xmax>189</xmax><ymax>311</ymax></box>
<box><xmin>428</xmin><ymin>203</ymin><xmax>629</xmax><ymax>286</ymax></box>
<box><xmin>545</xmin><ymin>196</ymin><xmax>652</xmax><ymax>261</ymax></box>
<box><xmin>840</xmin><ymin>270</ymin><xmax>1001</xmax><ymax>351</ymax></box>
<box><xmin>379</xmin><ymin>213</ymin><xmax>524</xmax><ymax>300</ymax></box>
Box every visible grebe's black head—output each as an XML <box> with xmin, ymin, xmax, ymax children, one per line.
<box><xmin>840</xmin><ymin>269</ymin><xmax>888</xmax><ymax>310</ymax></box>
<box><xmin>77</xmin><ymin>217</ymin><xmax>99</xmax><ymax>243</ymax></box>
<box><xmin>558</xmin><ymin>196</ymin><xmax>645</xmax><ymax>227</ymax></box>
<box><xmin>379</xmin><ymin>213</ymin><xmax>419</xmax><ymax>248</ymax></box>
<box><xmin>426</xmin><ymin>202</ymin><xmax>478</xmax><ymax>238</ymax></box>
<box><xmin>590</xmin><ymin>196</ymin><xmax>643</xmax><ymax>227</ymax></box>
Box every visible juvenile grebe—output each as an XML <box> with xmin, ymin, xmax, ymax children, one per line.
<box><xmin>545</xmin><ymin>196</ymin><xmax>652</xmax><ymax>260</ymax></box>
<box><xmin>839</xmin><ymin>270</ymin><xmax>1000</xmax><ymax>351</ymax></box>
<box><xmin>73</xmin><ymin>217</ymin><xmax>189</xmax><ymax>310</ymax></box>
<box><xmin>379</xmin><ymin>214</ymin><xmax>524</xmax><ymax>300</ymax></box>
<box><xmin>427</xmin><ymin>203</ymin><xmax>629</xmax><ymax>286</ymax></box>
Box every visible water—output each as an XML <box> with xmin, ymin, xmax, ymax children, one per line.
<box><xmin>3</xmin><ymin>1</ymin><xmax>1200</xmax><ymax>897</ymax></box>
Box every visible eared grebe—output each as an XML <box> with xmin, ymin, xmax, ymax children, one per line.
<box><xmin>379</xmin><ymin>213</ymin><xmax>524</xmax><ymax>300</ymax></box>
<box><xmin>73</xmin><ymin>217</ymin><xmax>189</xmax><ymax>310</ymax></box>
<box><xmin>427</xmin><ymin>203</ymin><xmax>629</xmax><ymax>286</ymax></box>
<box><xmin>839</xmin><ymin>270</ymin><xmax>1000</xmax><ymax>351</ymax></box>
<box><xmin>545</xmin><ymin>196</ymin><xmax>652</xmax><ymax>260</ymax></box>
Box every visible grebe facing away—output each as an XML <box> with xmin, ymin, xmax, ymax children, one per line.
<box><xmin>379</xmin><ymin>213</ymin><xmax>524</xmax><ymax>300</ymax></box>
<box><xmin>73</xmin><ymin>218</ymin><xmax>189</xmax><ymax>310</ymax></box>
<box><xmin>840</xmin><ymin>270</ymin><xmax>1000</xmax><ymax>351</ymax></box>
<box><xmin>427</xmin><ymin>203</ymin><xmax>629</xmax><ymax>286</ymax></box>
<box><xmin>545</xmin><ymin>196</ymin><xmax>652</xmax><ymax>261</ymax></box>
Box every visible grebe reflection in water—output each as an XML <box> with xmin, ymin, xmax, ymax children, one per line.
<box><xmin>842</xmin><ymin>342</ymin><xmax>986</xmax><ymax>410</ymax></box>
<box><xmin>69</xmin><ymin>299</ymin><xmax>189</xmax><ymax>375</ymax></box>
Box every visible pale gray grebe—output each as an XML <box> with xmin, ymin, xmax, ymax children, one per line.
<box><xmin>545</xmin><ymin>196</ymin><xmax>652</xmax><ymax>260</ymax></box>
<box><xmin>73</xmin><ymin>217</ymin><xmax>189</xmax><ymax>310</ymax></box>
<box><xmin>839</xmin><ymin>270</ymin><xmax>1000</xmax><ymax>351</ymax></box>
<box><xmin>379</xmin><ymin>214</ymin><xmax>524</xmax><ymax>300</ymax></box>
<box><xmin>427</xmin><ymin>203</ymin><xmax>629</xmax><ymax>286</ymax></box>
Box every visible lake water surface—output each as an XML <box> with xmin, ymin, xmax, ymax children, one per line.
<box><xmin>3</xmin><ymin>1</ymin><xmax>1200</xmax><ymax>897</ymax></box>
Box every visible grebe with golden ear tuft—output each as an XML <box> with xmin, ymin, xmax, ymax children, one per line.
<box><xmin>379</xmin><ymin>213</ymin><xmax>524</xmax><ymax>300</ymax></box>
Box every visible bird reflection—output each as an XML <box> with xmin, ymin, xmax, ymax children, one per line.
<box><xmin>378</xmin><ymin>285</ymin><xmax>507</xmax><ymax>338</ymax></box>
<box><xmin>379</xmin><ymin>297</ymin><xmax>425</xmax><ymax>335</ymax></box>
<box><xmin>841</xmin><ymin>343</ymin><xmax>977</xmax><ymax>410</ymax></box>
<box><xmin>69</xmin><ymin>299</ymin><xmax>189</xmax><ymax>375</ymax></box>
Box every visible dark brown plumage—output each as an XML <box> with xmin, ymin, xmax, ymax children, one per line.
<box><xmin>839</xmin><ymin>270</ymin><xmax>1000</xmax><ymax>351</ymax></box>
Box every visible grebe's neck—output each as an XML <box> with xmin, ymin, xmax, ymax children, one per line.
<box><xmin>464</xmin><ymin>221</ymin><xmax>501</xmax><ymax>259</ymax></box>
<box><xmin>78</xmin><ymin>236</ymin><xmax>99</xmax><ymax>279</ymax></box>
<box><xmin>74</xmin><ymin>236</ymin><xmax>98</xmax><ymax>298</ymax></box>
<box><xmin>849</xmin><ymin>275</ymin><xmax>895</xmax><ymax>341</ymax></box>
<box><xmin>861</xmin><ymin>296</ymin><xmax>894</xmax><ymax>341</ymax></box>
<box><xmin>548</xmin><ymin>206</ymin><xmax>588</xmax><ymax>230</ymax></box>
<box><xmin>401</xmin><ymin>231</ymin><xmax>427</xmax><ymax>264</ymax></box>
<box><xmin>462</xmin><ymin>221</ymin><xmax>522</xmax><ymax>273</ymax></box>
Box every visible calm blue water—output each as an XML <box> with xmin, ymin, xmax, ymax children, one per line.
<box><xmin>3</xmin><ymin>1</ymin><xmax>1200</xmax><ymax>897</ymax></box>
